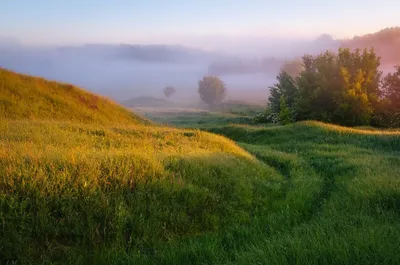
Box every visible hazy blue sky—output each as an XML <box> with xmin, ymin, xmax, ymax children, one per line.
<box><xmin>1</xmin><ymin>0</ymin><xmax>399</xmax><ymax>45</ymax></box>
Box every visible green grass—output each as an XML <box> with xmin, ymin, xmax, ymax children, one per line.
<box><xmin>217</xmin><ymin>100</ymin><xmax>265</xmax><ymax>116</ymax></box>
<box><xmin>143</xmin><ymin>110</ymin><xmax>255</xmax><ymax>128</ymax></box>
<box><xmin>133</xmin><ymin>99</ymin><xmax>264</xmax><ymax>129</ymax></box>
<box><xmin>1</xmin><ymin>69</ymin><xmax>400</xmax><ymax>264</ymax></box>
<box><xmin>1</xmin><ymin>120</ymin><xmax>281</xmax><ymax>264</ymax></box>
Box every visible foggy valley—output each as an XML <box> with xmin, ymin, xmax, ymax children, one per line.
<box><xmin>1</xmin><ymin>29</ymin><xmax>398</xmax><ymax>106</ymax></box>
<box><xmin>0</xmin><ymin>34</ymin><xmax>344</xmax><ymax>104</ymax></box>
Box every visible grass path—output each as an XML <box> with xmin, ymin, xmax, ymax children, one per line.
<box><xmin>95</xmin><ymin>120</ymin><xmax>400</xmax><ymax>264</ymax></box>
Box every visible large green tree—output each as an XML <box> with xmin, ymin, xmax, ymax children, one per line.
<box><xmin>267</xmin><ymin>48</ymin><xmax>384</xmax><ymax>126</ymax></box>
<box><xmin>295</xmin><ymin>48</ymin><xmax>381</xmax><ymax>125</ymax></box>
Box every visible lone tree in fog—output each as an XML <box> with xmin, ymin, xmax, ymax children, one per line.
<box><xmin>163</xmin><ymin>86</ymin><xmax>176</xmax><ymax>99</ymax></box>
<box><xmin>198</xmin><ymin>76</ymin><xmax>226</xmax><ymax>108</ymax></box>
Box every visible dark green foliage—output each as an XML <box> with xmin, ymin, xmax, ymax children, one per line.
<box><xmin>296</xmin><ymin>48</ymin><xmax>381</xmax><ymax>125</ymax></box>
<box><xmin>266</xmin><ymin>48</ymin><xmax>399</xmax><ymax>128</ymax></box>
<box><xmin>252</xmin><ymin>108</ymin><xmax>278</xmax><ymax>124</ymax></box>
<box><xmin>383</xmin><ymin>65</ymin><xmax>400</xmax><ymax>109</ymax></box>
<box><xmin>373</xmin><ymin>66</ymin><xmax>400</xmax><ymax>128</ymax></box>
<box><xmin>267</xmin><ymin>71</ymin><xmax>297</xmax><ymax>124</ymax></box>
<box><xmin>278</xmin><ymin>95</ymin><xmax>292</xmax><ymax>125</ymax></box>
<box><xmin>198</xmin><ymin>76</ymin><xmax>227</xmax><ymax>108</ymax></box>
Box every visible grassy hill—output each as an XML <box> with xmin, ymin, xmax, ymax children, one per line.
<box><xmin>0</xmin><ymin>69</ymin><xmax>279</xmax><ymax>264</ymax></box>
<box><xmin>1</xmin><ymin>69</ymin><xmax>400</xmax><ymax>264</ymax></box>
<box><xmin>134</xmin><ymin>111</ymin><xmax>400</xmax><ymax>264</ymax></box>
<box><xmin>205</xmin><ymin>121</ymin><xmax>400</xmax><ymax>264</ymax></box>
<box><xmin>0</xmin><ymin>68</ymin><xmax>145</xmax><ymax>124</ymax></box>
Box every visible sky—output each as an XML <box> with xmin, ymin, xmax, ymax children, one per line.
<box><xmin>1</xmin><ymin>0</ymin><xmax>399</xmax><ymax>46</ymax></box>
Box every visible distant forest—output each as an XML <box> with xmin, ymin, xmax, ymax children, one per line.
<box><xmin>342</xmin><ymin>27</ymin><xmax>400</xmax><ymax>66</ymax></box>
<box><xmin>262</xmin><ymin>47</ymin><xmax>400</xmax><ymax>128</ymax></box>
<box><xmin>208</xmin><ymin>27</ymin><xmax>400</xmax><ymax>76</ymax></box>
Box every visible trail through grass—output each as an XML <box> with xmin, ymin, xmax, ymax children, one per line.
<box><xmin>3</xmin><ymin>119</ymin><xmax>400</xmax><ymax>264</ymax></box>
<box><xmin>0</xmin><ymin>120</ymin><xmax>283</xmax><ymax>264</ymax></box>
<box><xmin>2</xmin><ymin>69</ymin><xmax>400</xmax><ymax>264</ymax></box>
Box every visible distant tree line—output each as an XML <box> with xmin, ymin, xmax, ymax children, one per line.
<box><xmin>263</xmin><ymin>48</ymin><xmax>400</xmax><ymax>128</ymax></box>
<box><xmin>208</xmin><ymin>57</ymin><xmax>284</xmax><ymax>76</ymax></box>
<box><xmin>342</xmin><ymin>27</ymin><xmax>400</xmax><ymax>66</ymax></box>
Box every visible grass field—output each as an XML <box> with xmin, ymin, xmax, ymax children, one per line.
<box><xmin>134</xmin><ymin>102</ymin><xmax>263</xmax><ymax>129</ymax></box>
<box><xmin>1</xmin><ymin>69</ymin><xmax>400</xmax><ymax>264</ymax></box>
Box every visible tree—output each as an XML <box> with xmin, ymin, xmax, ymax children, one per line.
<box><xmin>262</xmin><ymin>47</ymin><xmax>400</xmax><ymax>127</ymax></box>
<box><xmin>294</xmin><ymin>48</ymin><xmax>380</xmax><ymax>125</ymax></box>
<box><xmin>295</xmin><ymin>54</ymin><xmax>320</xmax><ymax>121</ymax></box>
<box><xmin>278</xmin><ymin>95</ymin><xmax>293</xmax><ymax>125</ymax></box>
<box><xmin>163</xmin><ymin>86</ymin><xmax>176</xmax><ymax>99</ymax></box>
<box><xmin>198</xmin><ymin>76</ymin><xmax>226</xmax><ymax>108</ymax></box>
<box><xmin>374</xmin><ymin>65</ymin><xmax>400</xmax><ymax>127</ymax></box>
<box><xmin>336</xmin><ymin>67</ymin><xmax>373</xmax><ymax>125</ymax></box>
<box><xmin>382</xmin><ymin>65</ymin><xmax>400</xmax><ymax>110</ymax></box>
<box><xmin>267</xmin><ymin>71</ymin><xmax>297</xmax><ymax>123</ymax></box>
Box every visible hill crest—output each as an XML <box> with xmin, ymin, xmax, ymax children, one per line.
<box><xmin>0</xmin><ymin>68</ymin><xmax>147</xmax><ymax>124</ymax></box>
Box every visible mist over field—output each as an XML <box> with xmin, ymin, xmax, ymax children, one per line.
<box><xmin>1</xmin><ymin>28</ymin><xmax>399</xmax><ymax>105</ymax></box>
<box><xmin>0</xmin><ymin>35</ymin><xmax>342</xmax><ymax>104</ymax></box>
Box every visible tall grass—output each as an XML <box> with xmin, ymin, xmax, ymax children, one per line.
<box><xmin>2</xmin><ymin>120</ymin><xmax>400</xmax><ymax>264</ymax></box>
<box><xmin>2</xmin><ymin>69</ymin><xmax>400</xmax><ymax>264</ymax></box>
<box><xmin>0</xmin><ymin>120</ymin><xmax>282</xmax><ymax>264</ymax></box>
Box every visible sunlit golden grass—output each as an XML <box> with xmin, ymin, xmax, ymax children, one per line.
<box><xmin>213</xmin><ymin>120</ymin><xmax>400</xmax><ymax>135</ymax></box>
<box><xmin>0</xmin><ymin>68</ymin><xmax>146</xmax><ymax>124</ymax></box>
<box><xmin>2</xmin><ymin>68</ymin><xmax>400</xmax><ymax>264</ymax></box>
<box><xmin>303</xmin><ymin>120</ymin><xmax>400</xmax><ymax>135</ymax></box>
<box><xmin>1</xmin><ymin>69</ymin><xmax>282</xmax><ymax>263</ymax></box>
<box><xmin>1</xmin><ymin>119</ymin><xmax>281</xmax><ymax>263</ymax></box>
<box><xmin>0</xmin><ymin>121</ymin><xmax>254</xmax><ymax>178</ymax></box>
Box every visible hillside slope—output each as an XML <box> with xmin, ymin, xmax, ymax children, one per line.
<box><xmin>2</xmin><ymin>70</ymin><xmax>400</xmax><ymax>264</ymax></box>
<box><xmin>137</xmin><ymin>110</ymin><xmax>400</xmax><ymax>265</ymax></box>
<box><xmin>0</xmin><ymin>70</ymin><xmax>282</xmax><ymax>264</ymax></box>
<box><xmin>0</xmin><ymin>67</ymin><xmax>146</xmax><ymax>124</ymax></box>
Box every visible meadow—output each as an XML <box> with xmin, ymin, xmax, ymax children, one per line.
<box><xmin>1</xmin><ymin>68</ymin><xmax>400</xmax><ymax>264</ymax></box>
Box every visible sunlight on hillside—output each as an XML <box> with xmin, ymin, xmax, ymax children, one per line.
<box><xmin>1</xmin><ymin>48</ymin><xmax>400</xmax><ymax>264</ymax></box>
<box><xmin>304</xmin><ymin>121</ymin><xmax>400</xmax><ymax>135</ymax></box>
<box><xmin>0</xmin><ymin>68</ymin><xmax>146</xmax><ymax>124</ymax></box>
